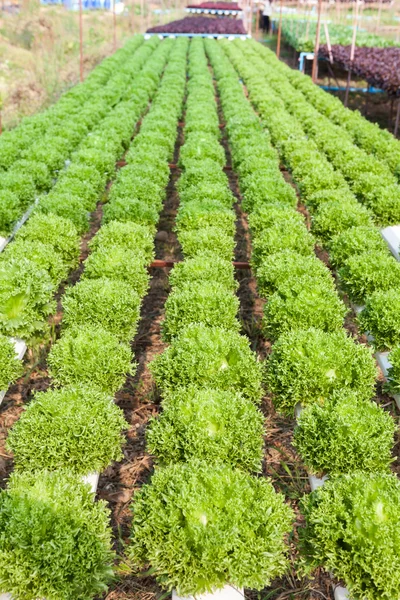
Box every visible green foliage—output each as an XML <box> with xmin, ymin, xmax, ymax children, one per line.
<box><xmin>7</xmin><ymin>384</ymin><xmax>127</xmax><ymax>474</ymax></box>
<box><xmin>177</xmin><ymin>161</ymin><xmax>228</xmax><ymax>192</ymax></box>
<box><xmin>128</xmin><ymin>461</ymin><xmax>293</xmax><ymax>594</ymax></box>
<box><xmin>0</xmin><ymin>172</ymin><xmax>36</xmax><ymax>208</ymax></box>
<box><xmin>83</xmin><ymin>246</ymin><xmax>150</xmax><ymax>297</ymax></box>
<box><xmin>3</xmin><ymin>239</ymin><xmax>69</xmax><ymax>286</ymax></box>
<box><xmin>16</xmin><ymin>213</ymin><xmax>80</xmax><ymax>268</ymax></box>
<box><xmin>179</xmin><ymin>226</ymin><xmax>235</xmax><ymax>261</ymax></box>
<box><xmin>162</xmin><ymin>282</ymin><xmax>240</xmax><ymax>342</ymax></box>
<box><xmin>73</xmin><ymin>148</ymin><xmax>116</xmax><ymax>179</ymax></box>
<box><xmin>262</xmin><ymin>282</ymin><xmax>347</xmax><ymax>341</ymax></box>
<box><xmin>0</xmin><ymin>191</ymin><xmax>22</xmax><ymax>236</ymax></box>
<box><xmin>175</xmin><ymin>200</ymin><xmax>236</xmax><ymax>238</ymax></box>
<box><xmin>329</xmin><ymin>225</ymin><xmax>389</xmax><ymax>268</ymax></box>
<box><xmin>300</xmin><ymin>472</ymin><xmax>400</xmax><ymax>600</ymax></box>
<box><xmin>0</xmin><ymin>258</ymin><xmax>55</xmax><ymax>339</ymax></box>
<box><xmin>147</xmin><ymin>386</ymin><xmax>264</xmax><ymax>471</ymax></box>
<box><xmin>179</xmin><ymin>133</ymin><xmax>226</xmax><ymax>167</ymax></box>
<box><xmin>180</xmin><ymin>182</ymin><xmax>234</xmax><ymax>208</ymax></box>
<box><xmin>256</xmin><ymin>251</ymin><xmax>333</xmax><ymax>298</ymax></box>
<box><xmin>37</xmin><ymin>193</ymin><xmax>90</xmax><ymax>234</ymax></box>
<box><xmin>150</xmin><ymin>324</ymin><xmax>263</xmax><ymax>403</ymax></box>
<box><xmin>62</xmin><ymin>278</ymin><xmax>141</xmax><ymax>343</ymax></box>
<box><xmin>248</xmin><ymin>204</ymin><xmax>304</xmax><ymax>237</ymax></box>
<box><xmin>266</xmin><ymin>328</ymin><xmax>376</xmax><ymax>414</ymax></box>
<box><xmin>252</xmin><ymin>222</ymin><xmax>314</xmax><ymax>267</ymax></box>
<box><xmin>311</xmin><ymin>200</ymin><xmax>373</xmax><ymax>242</ymax></box>
<box><xmin>48</xmin><ymin>325</ymin><xmax>134</xmax><ymax>394</ymax></box>
<box><xmin>169</xmin><ymin>254</ymin><xmax>238</xmax><ymax>291</ymax></box>
<box><xmin>11</xmin><ymin>160</ymin><xmax>52</xmax><ymax>192</ymax></box>
<box><xmin>88</xmin><ymin>220</ymin><xmax>154</xmax><ymax>262</ymax></box>
<box><xmin>339</xmin><ymin>251</ymin><xmax>400</xmax><ymax>302</ymax></box>
<box><xmin>386</xmin><ymin>345</ymin><xmax>400</xmax><ymax>395</ymax></box>
<box><xmin>294</xmin><ymin>392</ymin><xmax>395</xmax><ymax>475</ymax></box>
<box><xmin>358</xmin><ymin>288</ymin><xmax>400</xmax><ymax>350</ymax></box>
<box><xmin>0</xmin><ymin>469</ymin><xmax>115</xmax><ymax>599</ymax></box>
<box><xmin>306</xmin><ymin>188</ymin><xmax>356</xmax><ymax>212</ymax></box>
<box><xmin>61</xmin><ymin>163</ymin><xmax>106</xmax><ymax>193</ymax></box>
<box><xmin>0</xmin><ymin>335</ymin><xmax>22</xmax><ymax>391</ymax></box>
<box><xmin>103</xmin><ymin>197</ymin><xmax>159</xmax><ymax>230</ymax></box>
<box><xmin>54</xmin><ymin>177</ymin><xmax>98</xmax><ymax>211</ymax></box>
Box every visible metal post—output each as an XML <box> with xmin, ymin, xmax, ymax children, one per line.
<box><xmin>276</xmin><ymin>0</ymin><xmax>283</xmax><ymax>59</ymax></box>
<box><xmin>311</xmin><ymin>0</ymin><xmax>322</xmax><ymax>82</ymax></box>
<box><xmin>79</xmin><ymin>0</ymin><xmax>83</xmax><ymax>82</ymax></box>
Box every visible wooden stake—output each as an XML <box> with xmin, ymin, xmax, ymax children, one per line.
<box><xmin>311</xmin><ymin>0</ymin><xmax>322</xmax><ymax>82</ymax></box>
<box><xmin>79</xmin><ymin>0</ymin><xmax>83</xmax><ymax>82</ymax></box>
<box><xmin>249</xmin><ymin>0</ymin><xmax>253</xmax><ymax>36</ymax></box>
<box><xmin>344</xmin><ymin>0</ymin><xmax>360</xmax><ymax>107</ymax></box>
<box><xmin>255</xmin><ymin>0</ymin><xmax>259</xmax><ymax>38</ymax></box>
<box><xmin>276</xmin><ymin>0</ymin><xmax>283</xmax><ymax>59</ymax></box>
<box><xmin>324</xmin><ymin>20</ymin><xmax>333</xmax><ymax>63</ymax></box>
<box><xmin>140</xmin><ymin>0</ymin><xmax>144</xmax><ymax>32</ymax></box>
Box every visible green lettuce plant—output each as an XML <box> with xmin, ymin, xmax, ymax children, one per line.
<box><xmin>177</xmin><ymin>161</ymin><xmax>228</xmax><ymax>192</ymax></box>
<box><xmin>248</xmin><ymin>204</ymin><xmax>304</xmax><ymax>237</ymax></box>
<box><xmin>252</xmin><ymin>222</ymin><xmax>314</xmax><ymax>267</ymax></box>
<box><xmin>128</xmin><ymin>461</ymin><xmax>293</xmax><ymax>595</ymax></box>
<box><xmin>265</xmin><ymin>328</ymin><xmax>377</xmax><ymax>413</ymax></box>
<box><xmin>0</xmin><ymin>469</ymin><xmax>115</xmax><ymax>599</ymax></box>
<box><xmin>294</xmin><ymin>392</ymin><xmax>395</xmax><ymax>475</ymax></box>
<box><xmin>306</xmin><ymin>188</ymin><xmax>355</xmax><ymax>212</ymax></box>
<box><xmin>179</xmin><ymin>226</ymin><xmax>235</xmax><ymax>261</ymax></box>
<box><xmin>83</xmin><ymin>246</ymin><xmax>150</xmax><ymax>296</ymax></box>
<box><xmin>2</xmin><ymin>239</ymin><xmax>68</xmax><ymax>286</ymax></box>
<box><xmin>358</xmin><ymin>289</ymin><xmax>400</xmax><ymax>350</ymax></box>
<box><xmin>88</xmin><ymin>220</ymin><xmax>154</xmax><ymax>262</ymax></box>
<box><xmin>37</xmin><ymin>193</ymin><xmax>90</xmax><ymax>234</ymax></box>
<box><xmin>162</xmin><ymin>282</ymin><xmax>240</xmax><ymax>342</ymax></box>
<box><xmin>103</xmin><ymin>197</ymin><xmax>159</xmax><ymax>229</ymax></box>
<box><xmin>16</xmin><ymin>213</ymin><xmax>80</xmax><ymax>268</ymax></box>
<box><xmin>180</xmin><ymin>182</ymin><xmax>234</xmax><ymax>208</ymax></box>
<box><xmin>0</xmin><ymin>335</ymin><xmax>22</xmax><ymax>391</ymax></box>
<box><xmin>62</xmin><ymin>278</ymin><xmax>141</xmax><ymax>342</ymax></box>
<box><xmin>179</xmin><ymin>133</ymin><xmax>226</xmax><ymax>167</ymax></box>
<box><xmin>168</xmin><ymin>254</ymin><xmax>238</xmax><ymax>291</ymax></box>
<box><xmin>0</xmin><ymin>258</ymin><xmax>55</xmax><ymax>339</ymax></box>
<box><xmin>311</xmin><ymin>199</ymin><xmax>373</xmax><ymax>242</ymax></box>
<box><xmin>262</xmin><ymin>282</ymin><xmax>347</xmax><ymax>341</ymax></box>
<box><xmin>54</xmin><ymin>178</ymin><xmax>98</xmax><ymax>211</ymax></box>
<box><xmin>0</xmin><ymin>172</ymin><xmax>36</xmax><ymax>208</ymax></box>
<box><xmin>300</xmin><ymin>472</ymin><xmax>400</xmax><ymax>600</ymax></box>
<box><xmin>147</xmin><ymin>386</ymin><xmax>264</xmax><ymax>471</ymax></box>
<box><xmin>329</xmin><ymin>225</ymin><xmax>389</xmax><ymax>268</ymax></box>
<box><xmin>256</xmin><ymin>251</ymin><xmax>334</xmax><ymax>298</ymax></box>
<box><xmin>386</xmin><ymin>345</ymin><xmax>400</xmax><ymax>395</ymax></box>
<box><xmin>0</xmin><ymin>191</ymin><xmax>21</xmax><ymax>237</ymax></box>
<box><xmin>7</xmin><ymin>384</ymin><xmax>127</xmax><ymax>474</ymax></box>
<box><xmin>11</xmin><ymin>160</ymin><xmax>52</xmax><ymax>192</ymax></box>
<box><xmin>175</xmin><ymin>200</ymin><xmax>236</xmax><ymax>238</ymax></box>
<box><xmin>339</xmin><ymin>251</ymin><xmax>400</xmax><ymax>302</ymax></box>
<box><xmin>150</xmin><ymin>324</ymin><xmax>263</xmax><ymax>403</ymax></box>
<box><xmin>48</xmin><ymin>325</ymin><xmax>134</xmax><ymax>393</ymax></box>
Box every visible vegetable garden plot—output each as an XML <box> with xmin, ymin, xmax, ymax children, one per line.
<box><xmin>147</xmin><ymin>16</ymin><xmax>247</xmax><ymax>35</ymax></box>
<box><xmin>0</xmin><ymin>37</ymin><xmax>190</xmax><ymax>600</ymax></box>
<box><xmin>215</xmin><ymin>37</ymin><xmax>400</xmax><ymax>600</ymax></box>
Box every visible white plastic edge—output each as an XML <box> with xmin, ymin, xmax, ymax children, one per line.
<box><xmin>334</xmin><ymin>585</ymin><xmax>350</xmax><ymax>600</ymax></box>
<box><xmin>380</xmin><ymin>225</ymin><xmax>400</xmax><ymax>261</ymax></box>
<box><xmin>82</xmin><ymin>472</ymin><xmax>100</xmax><ymax>495</ymax></box>
<box><xmin>172</xmin><ymin>585</ymin><xmax>244</xmax><ymax>600</ymax></box>
<box><xmin>0</xmin><ymin>593</ymin><xmax>12</xmax><ymax>599</ymax></box>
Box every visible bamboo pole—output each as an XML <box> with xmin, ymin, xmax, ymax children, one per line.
<box><xmin>249</xmin><ymin>0</ymin><xmax>254</xmax><ymax>35</ymax></box>
<box><xmin>79</xmin><ymin>0</ymin><xmax>83</xmax><ymax>82</ymax></box>
<box><xmin>311</xmin><ymin>0</ymin><xmax>322</xmax><ymax>82</ymax></box>
<box><xmin>140</xmin><ymin>0</ymin><xmax>144</xmax><ymax>32</ymax></box>
<box><xmin>324</xmin><ymin>20</ymin><xmax>333</xmax><ymax>63</ymax></box>
<box><xmin>276</xmin><ymin>0</ymin><xmax>283</xmax><ymax>58</ymax></box>
<box><xmin>255</xmin><ymin>0</ymin><xmax>259</xmax><ymax>38</ymax></box>
<box><xmin>344</xmin><ymin>0</ymin><xmax>360</xmax><ymax>107</ymax></box>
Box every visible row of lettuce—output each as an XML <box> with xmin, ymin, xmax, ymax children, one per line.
<box><xmin>127</xmin><ymin>37</ymin><xmax>294</xmax><ymax>595</ymax></box>
<box><xmin>0</xmin><ymin>36</ymin><xmax>150</xmax><ymax>239</ymax></box>
<box><xmin>0</xmin><ymin>38</ymin><xmax>189</xmax><ymax>600</ymax></box>
<box><xmin>212</xmin><ymin>38</ymin><xmax>400</xmax><ymax>600</ymax></box>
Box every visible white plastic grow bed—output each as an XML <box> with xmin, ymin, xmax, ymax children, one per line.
<box><xmin>381</xmin><ymin>225</ymin><xmax>400</xmax><ymax>261</ymax></box>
